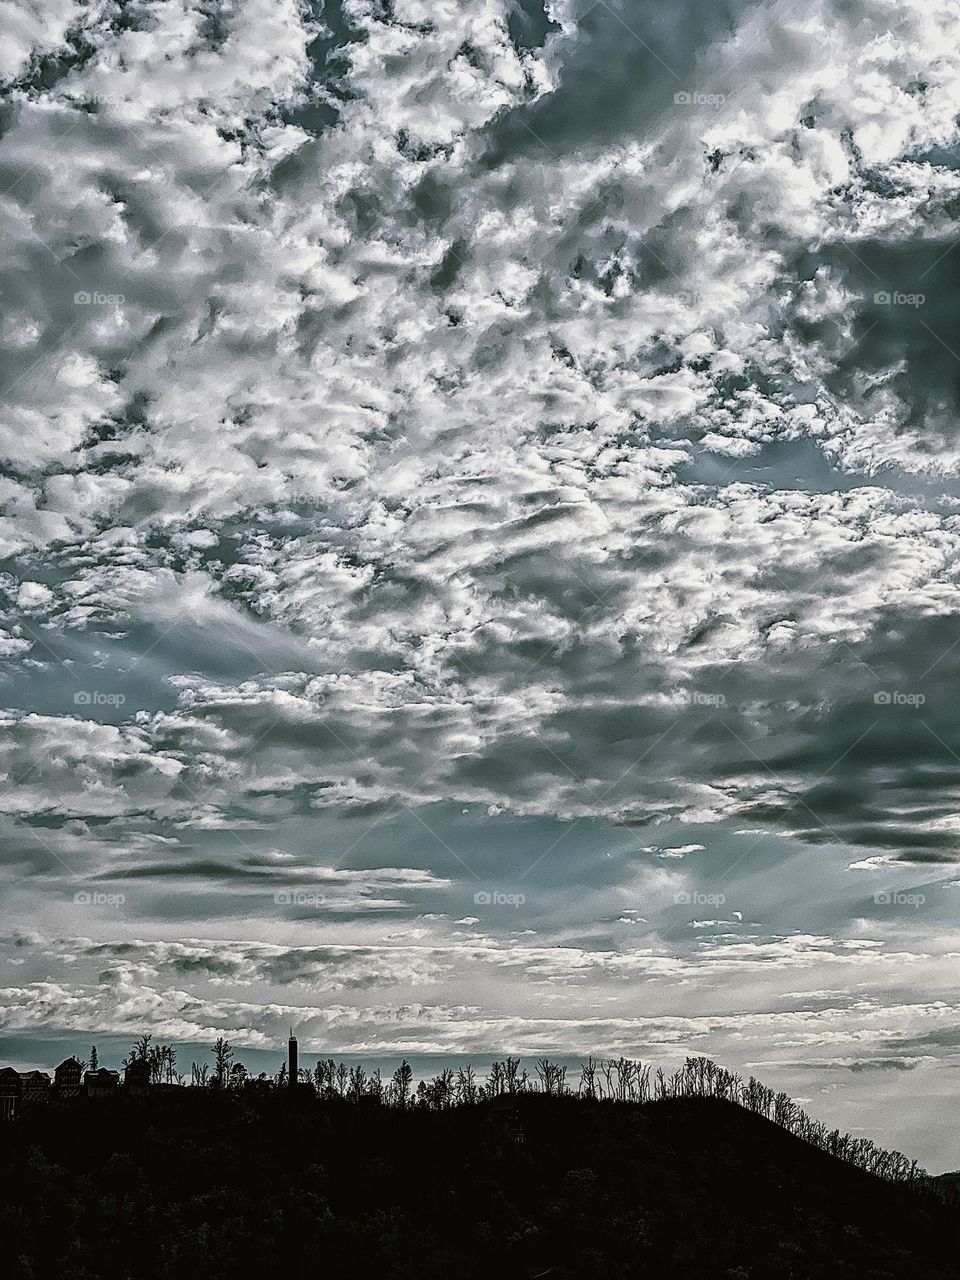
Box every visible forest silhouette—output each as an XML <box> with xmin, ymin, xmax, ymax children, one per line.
<box><xmin>1</xmin><ymin>1042</ymin><xmax>958</xmax><ymax>1278</ymax></box>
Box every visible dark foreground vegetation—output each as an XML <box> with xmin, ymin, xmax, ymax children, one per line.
<box><xmin>1</xmin><ymin>1084</ymin><xmax>958</xmax><ymax>1280</ymax></box>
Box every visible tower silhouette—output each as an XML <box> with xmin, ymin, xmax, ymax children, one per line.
<box><xmin>288</xmin><ymin>1029</ymin><xmax>298</xmax><ymax>1089</ymax></box>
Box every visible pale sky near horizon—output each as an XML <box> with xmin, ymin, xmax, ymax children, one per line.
<box><xmin>2</xmin><ymin>0</ymin><xmax>960</xmax><ymax>1170</ymax></box>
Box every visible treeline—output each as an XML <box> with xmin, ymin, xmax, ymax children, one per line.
<box><xmin>576</xmin><ymin>1054</ymin><xmax>928</xmax><ymax>1188</ymax></box>
<box><xmin>118</xmin><ymin>1036</ymin><xmax>929</xmax><ymax>1190</ymax></box>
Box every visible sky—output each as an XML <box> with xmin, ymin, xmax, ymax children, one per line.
<box><xmin>1</xmin><ymin>0</ymin><xmax>960</xmax><ymax>1170</ymax></box>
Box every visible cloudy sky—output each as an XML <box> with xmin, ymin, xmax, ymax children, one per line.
<box><xmin>2</xmin><ymin>0</ymin><xmax>960</xmax><ymax>1168</ymax></box>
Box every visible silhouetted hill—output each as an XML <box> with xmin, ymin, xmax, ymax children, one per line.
<box><xmin>0</xmin><ymin>1091</ymin><xmax>956</xmax><ymax>1279</ymax></box>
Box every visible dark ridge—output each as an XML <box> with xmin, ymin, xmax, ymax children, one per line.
<box><xmin>0</xmin><ymin>1091</ymin><xmax>957</xmax><ymax>1279</ymax></box>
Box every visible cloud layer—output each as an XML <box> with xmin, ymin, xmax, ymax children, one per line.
<box><xmin>2</xmin><ymin>0</ymin><xmax>960</xmax><ymax>1167</ymax></box>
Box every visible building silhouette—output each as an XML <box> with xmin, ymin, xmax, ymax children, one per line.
<box><xmin>124</xmin><ymin>1058</ymin><xmax>151</xmax><ymax>1097</ymax></box>
<box><xmin>2</xmin><ymin>1032</ymin><xmax>305</xmax><ymax>1115</ymax></box>
<box><xmin>0</xmin><ymin>1067</ymin><xmax>20</xmax><ymax>1120</ymax></box>
<box><xmin>55</xmin><ymin>1057</ymin><xmax>83</xmax><ymax>1098</ymax></box>
<box><xmin>19</xmin><ymin>1070</ymin><xmax>51</xmax><ymax>1104</ymax></box>
<box><xmin>288</xmin><ymin>1030</ymin><xmax>298</xmax><ymax>1089</ymax></box>
<box><xmin>85</xmin><ymin>1068</ymin><xmax>120</xmax><ymax>1099</ymax></box>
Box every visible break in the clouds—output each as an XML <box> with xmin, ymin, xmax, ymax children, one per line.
<box><xmin>2</xmin><ymin>0</ymin><xmax>960</xmax><ymax>1167</ymax></box>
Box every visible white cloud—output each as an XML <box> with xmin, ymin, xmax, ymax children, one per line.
<box><xmin>1</xmin><ymin>0</ymin><xmax>960</xmax><ymax>1165</ymax></box>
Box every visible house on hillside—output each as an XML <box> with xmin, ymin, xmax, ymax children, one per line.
<box><xmin>18</xmin><ymin>1071</ymin><xmax>51</xmax><ymax>1104</ymax></box>
<box><xmin>0</xmin><ymin>1066</ymin><xmax>20</xmax><ymax>1119</ymax></box>
<box><xmin>487</xmin><ymin>1094</ymin><xmax>525</xmax><ymax>1145</ymax></box>
<box><xmin>54</xmin><ymin>1057</ymin><xmax>84</xmax><ymax>1098</ymax></box>
<box><xmin>85</xmin><ymin>1068</ymin><xmax>120</xmax><ymax>1098</ymax></box>
<box><xmin>124</xmin><ymin>1058</ymin><xmax>151</xmax><ymax>1097</ymax></box>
